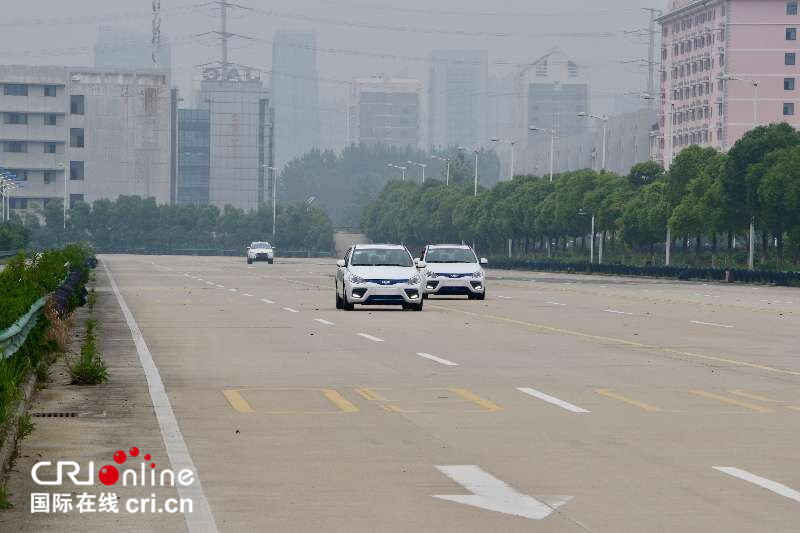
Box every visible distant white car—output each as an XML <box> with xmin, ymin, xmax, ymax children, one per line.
<box><xmin>335</xmin><ymin>244</ymin><xmax>425</xmax><ymax>311</ymax></box>
<box><xmin>420</xmin><ymin>244</ymin><xmax>487</xmax><ymax>300</ymax></box>
<box><xmin>247</xmin><ymin>242</ymin><xmax>274</xmax><ymax>264</ymax></box>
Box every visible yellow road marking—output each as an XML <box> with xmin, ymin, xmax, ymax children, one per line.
<box><xmin>689</xmin><ymin>390</ymin><xmax>773</xmax><ymax>413</ymax></box>
<box><xmin>354</xmin><ymin>388</ymin><xmax>406</xmax><ymax>412</ymax></box>
<box><xmin>223</xmin><ymin>389</ymin><xmax>255</xmax><ymax>413</ymax></box>
<box><xmin>321</xmin><ymin>389</ymin><xmax>360</xmax><ymax>413</ymax></box>
<box><xmin>449</xmin><ymin>388</ymin><xmax>503</xmax><ymax>412</ymax></box>
<box><xmin>728</xmin><ymin>390</ymin><xmax>784</xmax><ymax>403</ymax></box>
<box><xmin>595</xmin><ymin>388</ymin><xmax>665</xmax><ymax>412</ymax></box>
<box><xmin>429</xmin><ymin>304</ymin><xmax>800</xmax><ymax>377</ymax></box>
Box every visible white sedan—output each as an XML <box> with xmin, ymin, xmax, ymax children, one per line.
<box><xmin>246</xmin><ymin>242</ymin><xmax>274</xmax><ymax>264</ymax></box>
<box><xmin>420</xmin><ymin>244</ymin><xmax>487</xmax><ymax>300</ymax></box>
<box><xmin>335</xmin><ymin>244</ymin><xmax>425</xmax><ymax>311</ymax></box>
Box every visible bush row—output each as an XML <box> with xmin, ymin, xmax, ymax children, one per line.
<box><xmin>0</xmin><ymin>244</ymin><xmax>92</xmax><ymax>331</ymax></box>
<box><xmin>489</xmin><ymin>256</ymin><xmax>800</xmax><ymax>286</ymax></box>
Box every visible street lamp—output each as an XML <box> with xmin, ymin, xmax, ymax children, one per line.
<box><xmin>431</xmin><ymin>155</ymin><xmax>450</xmax><ymax>186</ymax></box>
<box><xmin>0</xmin><ymin>174</ymin><xmax>19</xmax><ymax>222</ymax></box>
<box><xmin>578</xmin><ymin>209</ymin><xmax>596</xmax><ymax>264</ymax></box>
<box><xmin>490</xmin><ymin>138</ymin><xmax>517</xmax><ymax>181</ymax></box>
<box><xmin>406</xmin><ymin>160</ymin><xmax>427</xmax><ymax>183</ymax></box>
<box><xmin>529</xmin><ymin>126</ymin><xmax>557</xmax><ymax>183</ymax></box>
<box><xmin>577</xmin><ymin>112</ymin><xmax>609</xmax><ymax>171</ymax></box>
<box><xmin>263</xmin><ymin>165</ymin><xmax>277</xmax><ymax>238</ymax></box>
<box><xmin>719</xmin><ymin>73</ymin><xmax>759</xmax><ymax>270</ymax></box>
<box><xmin>387</xmin><ymin>163</ymin><xmax>407</xmax><ymax>181</ymax></box>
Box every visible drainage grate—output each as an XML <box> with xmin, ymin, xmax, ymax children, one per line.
<box><xmin>31</xmin><ymin>412</ymin><xmax>79</xmax><ymax>418</ymax></box>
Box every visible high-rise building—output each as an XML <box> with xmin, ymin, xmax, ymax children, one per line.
<box><xmin>198</xmin><ymin>66</ymin><xmax>274</xmax><ymax>212</ymax></box>
<box><xmin>177</xmin><ymin>109</ymin><xmax>210</xmax><ymax>205</ymax></box>
<box><xmin>0</xmin><ymin>65</ymin><xmax>172</xmax><ymax>215</ymax></box>
<box><xmin>428</xmin><ymin>50</ymin><xmax>488</xmax><ymax>150</ymax></box>
<box><xmin>350</xmin><ymin>76</ymin><xmax>421</xmax><ymax>149</ymax></box>
<box><xmin>658</xmin><ymin>0</ymin><xmax>800</xmax><ymax>166</ymax></box>
<box><xmin>94</xmin><ymin>26</ymin><xmax>171</xmax><ymax>71</ymax></box>
<box><xmin>525</xmin><ymin>50</ymin><xmax>590</xmax><ymax>140</ymax></box>
<box><xmin>271</xmin><ymin>31</ymin><xmax>320</xmax><ymax>168</ymax></box>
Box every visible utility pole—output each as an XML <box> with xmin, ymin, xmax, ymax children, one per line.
<box><xmin>152</xmin><ymin>0</ymin><xmax>161</xmax><ymax>67</ymax></box>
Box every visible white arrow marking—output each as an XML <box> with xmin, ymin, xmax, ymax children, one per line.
<box><xmin>714</xmin><ymin>467</ymin><xmax>800</xmax><ymax>502</ymax></box>
<box><xmin>433</xmin><ymin>465</ymin><xmax>571</xmax><ymax>520</ymax></box>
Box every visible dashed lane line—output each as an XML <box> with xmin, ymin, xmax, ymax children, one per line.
<box><xmin>315</xmin><ymin>318</ymin><xmax>335</xmax><ymax>326</ymax></box>
<box><xmin>714</xmin><ymin>467</ymin><xmax>800</xmax><ymax>503</ymax></box>
<box><xmin>416</xmin><ymin>352</ymin><xmax>459</xmax><ymax>366</ymax></box>
<box><xmin>357</xmin><ymin>333</ymin><xmax>384</xmax><ymax>343</ymax></box>
<box><xmin>283</xmin><ymin>307</ymin><xmax>300</xmax><ymax>313</ymax></box>
<box><xmin>690</xmin><ymin>320</ymin><xmax>734</xmax><ymax>329</ymax></box>
<box><xmin>429</xmin><ymin>304</ymin><xmax>800</xmax><ymax>377</ymax></box>
<box><xmin>517</xmin><ymin>387</ymin><xmax>590</xmax><ymax>413</ymax></box>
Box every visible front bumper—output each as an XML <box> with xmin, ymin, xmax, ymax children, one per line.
<box><xmin>425</xmin><ymin>276</ymin><xmax>485</xmax><ymax>295</ymax></box>
<box><xmin>248</xmin><ymin>253</ymin><xmax>273</xmax><ymax>262</ymax></box>
<box><xmin>344</xmin><ymin>282</ymin><xmax>423</xmax><ymax>305</ymax></box>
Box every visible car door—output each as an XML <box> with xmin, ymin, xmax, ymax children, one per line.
<box><xmin>337</xmin><ymin>248</ymin><xmax>351</xmax><ymax>296</ymax></box>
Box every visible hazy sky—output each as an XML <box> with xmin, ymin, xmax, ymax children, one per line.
<box><xmin>0</xmin><ymin>0</ymin><xmax>663</xmax><ymax>113</ymax></box>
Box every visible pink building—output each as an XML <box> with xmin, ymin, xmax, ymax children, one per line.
<box><xmin>659</xmin><ymin>0</ymin><xmax>800</xmax><ymax>166</ymax></box>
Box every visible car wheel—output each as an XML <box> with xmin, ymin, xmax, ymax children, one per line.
<box><xmin>268</xmin><ymin>259</ymin><xmax>274</xmax><ymax>264</ymax></box>
<box><xmin>413</xmin><ymin>300</ymin><xmax>424</xmax><ymax>311</ymax></box>
<box><xmin>335</xmin><ymin>283</ymin><xmax>343</xmax><ymax>309</ymax></box>
<box><xmin>342</xmin><ymin>291</ymin><xmax>355</xmax><ymax>311</ymax></box>
<box><xmin>472</xmin><ymin>291</ymin><xmax>486</xmax><ymax>301</ymax></box>
<box><xmin>422</xmin><ymin>293</ymin><xmax>429</xmax><ymax>300</ymax></box>
<box><xmin>247</xmin><ymin>258</ymin><xmax>252</xmax><ymax>264</ymax></box>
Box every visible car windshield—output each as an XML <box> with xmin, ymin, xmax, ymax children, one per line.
<box><xmin>425</xmin><ymin>248</ymin><xmax>477</xmax><ymax>264</ymax></box>
<box><xmin>251</xmin><ymin>242</ymin><xmax>271</xmax><ymax>248</ymax></box>
<box><xmin>350</xmin><ymin>248</ymin><xmax>413</xmax><ymax>267</ymax></box>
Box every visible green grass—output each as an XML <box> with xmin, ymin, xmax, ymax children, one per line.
<box><xmin>17</xmin><ymin>414</ymin><xmax>34</xmax><ymax>440</ymax></box>
<box><xmin>0</xmin><ymin>485</ymin><xmax>12</xmax><ymax>510</ymax></box>
<box><xmin>67</xmin><ymin>319</ymin><xmax>107</xmax><ymax>386</ymax></box>
<box><xmin>87</xmin><ymin>289</ymin><xmax>97</xmax><ymax>310</ymax></box>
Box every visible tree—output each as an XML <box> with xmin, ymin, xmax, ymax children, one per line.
<box><xmin>758</xmin><ymin>146</ymin><xmax>800</xmax><ymax>261</ymax></box>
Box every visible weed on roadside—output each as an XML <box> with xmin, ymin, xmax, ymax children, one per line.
<box><xmin>17</xmin><ymin>415</ymin><xmax>34</xmax><ymax>440</ymax></box>
<box><xmin>67</xmin><ymin>319</ymin><xmax>107</xmax><ymax>385</ymax></box>
<box><xmin>0</xmin><ymin>484</ymin><xmax>12</xmax><ymax>510</ymax></box>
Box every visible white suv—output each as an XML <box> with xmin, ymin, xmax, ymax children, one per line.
<box><xmin>335</xmin><ymin>244</ymin><xmax>425</xmax><ymax>311</ymax></box>
<box><xmin>421</xmin><ymin>244</ymin><xmax>487</xmax><ymax>300</ymax></box>
<box><xmin>246</xmin><ymin>242</ymin><xmax>274</xmax><ymax>264</ymax></box>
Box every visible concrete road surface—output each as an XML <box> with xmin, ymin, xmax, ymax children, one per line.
<box><xmin>37</xmin><ymin>255</ymin><xmax>800</xmax><ymax>531</ymax></box>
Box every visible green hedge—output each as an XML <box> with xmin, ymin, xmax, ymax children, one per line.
<box><xmin>0</xmin><ymin>244</ymin><xmax>91</xmax><ymax>331</ymax></box>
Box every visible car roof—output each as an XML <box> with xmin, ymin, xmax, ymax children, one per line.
<box><xmin>426</xmin><ymin>244</ymin><xmax>471</xmax><ymax>250</ymax></box>
<box><xmin>353</xmin><ymin>244</ymin><xmax>407</xmax><ymax>250</ymax></box>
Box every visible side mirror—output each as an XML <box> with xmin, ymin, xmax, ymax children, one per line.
<box><xmin>247</xmin><ymin>246</ymin><xmax>251</xmax><ymax>250</ymax></box>
<box><xmin>480</xmin><ymin>258</ymin><xmax>488</xmax><ymax>265</ymax></box>
<box><xmin>336</xmin><ymin>259</ymin><xmax>346</xmax><ymax>268</ymax></box>
<box><xmin>416</xmin><ymin>260</ymin><xmax>427</xmax><ymax>269</ymax></box>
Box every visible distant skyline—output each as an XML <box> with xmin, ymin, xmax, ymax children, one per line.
<box><xmin>0</xmin><ymin>0</ymin><xmax>658</xmax><ymax>115</ymax></box>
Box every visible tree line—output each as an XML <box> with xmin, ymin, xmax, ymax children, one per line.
<box><xmin>1</xmin><ymin>195</ymin><xmax>334</xmax><ymax>254</ymax></box>
<box><xmin>282</xmin><ymin>144</ymin><xmax>501</xmax><ymax>228</ymax></box>
<box><xmin>362</xmin><ymin>123</ymin><xmax>800</xmax><ymax>268</ymax></box>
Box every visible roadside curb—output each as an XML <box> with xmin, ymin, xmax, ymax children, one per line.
<box><xmin>0</xmin><ymin>370</ymin><xmax>37</xmax><ymax>483</ymax></box>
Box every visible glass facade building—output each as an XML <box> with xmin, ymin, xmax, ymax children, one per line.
<box><xmin>177</xmin><ymin>109</ymin><xmax>210</xmax><ymax>205</ymax></box>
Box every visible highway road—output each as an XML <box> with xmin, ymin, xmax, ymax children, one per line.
<box><xmin>97</xmin><ymin>254</ymin><xmax>800</xmax><ymax>532</ymax></box>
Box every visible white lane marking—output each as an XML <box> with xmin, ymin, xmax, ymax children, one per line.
<box><xmin>283</xmin><ymin>307</ymin><xmax>299</xmax><ymax>313</ymax></box>
<box><xmin>416</xmin><ymin>352</ymin><xmax>459</xmax><ymax>366</ymax></box>
<box><xmin>205</xmin><ymin>281</ymin><xmax>214</xmax><ymax>285</ymax></box>
<box><xmin>714</xmin><ymin>467</ymin><xmax>800</xmax><ymax>503</ymax></box>
<box><xmin>314</xmin><ymin>318</ymin><xmax>335</xmax><ymax>326</ymax></box>
<box><xmin>243</xmin><ymin>293</ymin><xmax>253</xmax><ymax>297</ymax></box>
<box><xmin>197</xmin><ymin>278</ymin><xmax>204</xmax><ymax>281</ymax></box>
<box><xmin>183</xmin><ymin>273</ymin><xmax>190</xmax><ymax>277</ymax></box>
<box><xmin>103</xmin><ymin>261</ymin><xmax>218</xmax><ymax>532</ymax></box>
<box><xmin>433</xmin><ymin>465</ymin><xmax>571</xmax><ymax>520</ymax></box>
<box><xmin>690</xmin><ymin>320</ymin><xmax>734</xmax><ymax>329</ymax></box>
<box><xmin>260</xmin><ymin>298</ymin><xmax>275</xmax><ymax>304</ymax></box>
<box><xmin>357</xmin><ymin>333</ymin><xmax>384</xmax><ymax>343</ymax></box>
<box><xmin>215</xmin><ymin>284</ymin><xmax>225</xmax><ymax>288</ymax></box>
<box><xmin>517</xmin><ymin>387</ymin><xmax>590</xmax><ymax>413</ymax></box>
<box><xmin>228</xmin><ymin>288</ymin><xmax>237</xmax><ymax>292</ymax></box>
<box><xmin>604</xmin><ymin>309</ymin><xmax>633</xmax><ymax>316</ymax></box>
<box><xmin>545</xmin><ymin>301</ymin><xmax>567</xmax><ymax>306</ymax></box>
<box><xmin>496</xmin><ymin>295</ymin><xmax>513</xmax><ymax>300</ymax></box>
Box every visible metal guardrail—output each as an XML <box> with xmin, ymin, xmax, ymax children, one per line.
<box><xmin>0</xmin><ymin>296</ymin><xmax>47</xmax><ymax>360</ymax></box>
<box><xmin>0</xmin><ymin>251</ymin><xmax>16</xmax><ymax>259</ymax></box>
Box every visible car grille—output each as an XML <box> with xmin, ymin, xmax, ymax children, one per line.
<box><xmin>365</xmin><ymin>279</ymin><xmax>407</xmax><ymax>285</ymax></box>
<box><xmin>439</xmin><ymin>273</ymin><xmax>470</xmax><ymax>279</ymax></box>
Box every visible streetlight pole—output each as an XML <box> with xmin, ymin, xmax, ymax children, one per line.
<box><xmin>407</xmin><ymin>161</ymin><xmax>427</xmax><ymax>183</ymax></box>
<box><xmin>431</xmin><ymin>155</ymin><xmax>450</xmax><ymax>186</ymax></box>
<box><xmin>719</xmin><ymin>74</ymin><xmax>759</xmax><ymax>270</ymax></box>
<box><xmin>529</xmin><ymin>126</ymin><xmax>556</xmax><ymax>182</ymax></box>
<box><xmin>387</xmin><ymin>164</ymin><xmax>407</xmax><ymax>181</ymax></box>
<box><xmin>490</xmin><ymin>138</ymin><xmax>517</xmax><ymax>181</ymax></box>
<box><xmin>473</xmin><ymin>150</ymin><xmax>479</xmax><ymax>196</ymax></box>
<box><xmin>264</xmin><ymin>165</ymin><xmax>277</xmax><ymax>239</ymax></box>
<box><xmin>577</xmin><ymin>113</ymin><xmax>609</xmax><ymax>171</ymax></box>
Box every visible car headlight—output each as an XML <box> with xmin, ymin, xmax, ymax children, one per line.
<box><xmin>472</xmin><ymin>271</ymin><xmax>484</xmax><ymax>279</ymax></box>
<box><xmin>350</xmin><ymin>274</ymin><xmax>366</xmax><ymax>284</ymax></box>
<box><xmin>408</xmin><ymin>275</ymin><xmax>421</xmax><ymax>285</ymax></box>
<box><xmin>425</xmin><ymin>269</ymin><xmax>437</xmax><ymax>278</ymax></box>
